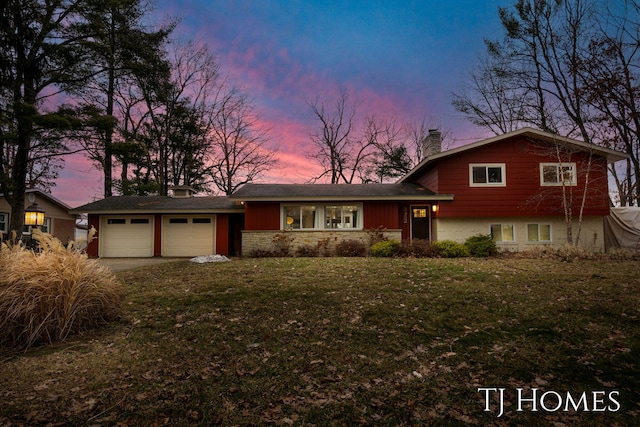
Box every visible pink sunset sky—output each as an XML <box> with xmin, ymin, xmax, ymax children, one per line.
<box><xmin>53</xmin><ymin>0</ymin><xmax>513</xmax><ymax>208</ymax></box>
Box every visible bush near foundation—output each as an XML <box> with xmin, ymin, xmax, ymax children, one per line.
<box><xmin>464</xmin><ymin>234</ymin><xmax>498</xmax><ymax>257</ymax></box>
<box><xmin>335</xmin><ymin>239</ymin><xmax>366</xmax><ymax>257</ymax></box>
<box><xmin>399</xmin><ymin>239</ymin><xmax>440</xmax><ymax>257</ymax></box>
<box><xmin>0</xmin><ymin>229</ymin><xmax>124</xmax><ymax>349</ymax></box>
<box><xmin>432</xmin><ymin>240</ymin><xmax>470</xmax><ymax>258</ymax></box>
<box><xmin>371</xmin><ymin>240</ymin><xmax>401</xmax><ymax>257</ymax></box>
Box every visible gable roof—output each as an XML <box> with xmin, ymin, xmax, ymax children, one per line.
<box><xmin>71</xmin><ymin>195</ymin><xmax>242</xmax><ymax>214</ymax></box>
<box><xmin>0</xmin><ymin>189</ymin><xmax>73</xmax><ymax>212</ymax></box>
<box><xmin>399</xmin><ymin>127</ymin><xmax>629</xmax><ymax>183</ymax></box>
<box><xmin>230</xmin><ymin>183</ymin><xmax>453</xmax><ymax>202</ymax></box>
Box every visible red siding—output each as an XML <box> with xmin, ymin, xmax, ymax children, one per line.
<box><xmin>216</xmin><ymin>214</ymin><xmax>229</xmax><ymax>255</ymax></box>
<box><xmin>154</xmin><ymin>214</ymin><xmax>162</xmax><ymax>256</ymax></box>
<box><xmin>431</xmin><ymin>137</ymin><xmax>611</xmax><ymax>218</ymax></box>
<box><xmin>415</xmin><ymin>167</ymin><xmax>439</xmax><ymax>193</ymax></box>
<box><xmin>86</xmin><ymin>214</ymin><xmax>100</xmax><ymax>257</ymax></box>
<box><xmin>363</xmin><ymin>202</ymin><xmax>399</xmax><ymax>229</ymax></box>
<box><xmin>245</xmin><ymin>202</ymin><xmax>280</xmax><ymax>230</ymax></box>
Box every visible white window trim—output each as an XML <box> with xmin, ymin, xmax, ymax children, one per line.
<box><xmin>469</xmin><ymin>163</ymin><xmax>506</xmax><ymax>187</ymax></box>
<box><xmin>540</xmin><ymin>162</ymin><xmax>577</xmax><ymax>186</ymax></box>
<box><xmin>282</xmin><ymin>204</ymin><xmax>320</xmax><ymax>230</ymax></box>
<box><xmin>23</xmin><ymin>217</ymin><xmax>51</xmax><ymax>234</ymax></box>
<box><xmin>526</xmin><ymin>223</ymin><xmax>552</xmax><ymax>242</ymax></box>
<box><xmin>490</xmin><ymin>223</ymin><xmax>515</xmax><ymax>242</ymax></box>
<box><xmin>281</xmin><ymin>203</ymin><xmax>363</xmax><ymax>231</ymax></box>
<box><xmin>0</xmin><ymin>212</ymin><xmax>8</xmax><ymax>234</ymax></box>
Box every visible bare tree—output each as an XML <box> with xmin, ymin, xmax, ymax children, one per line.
<box><xmin>403</xmin><ymin>117</ymin><xmax>452</xmax><ymax>163</ymax></box>
<box><xmin>307</xmin><ymin>88</ymin><xmax>379</xmax><ymax>183</ymax></box>
<box><xmin>451</xmin><ymin>0</ymin><xmax>631</xmax><ymax>243</ymax></box>
<box><xmin>580</xmin><ymin>0</ymin><xmax>640</xmax><ymax>206</ymax></box>
<box><xmin>207</xmin><ymin>80</ymin><xmax>278</xmax><ymax>195</ymax></box>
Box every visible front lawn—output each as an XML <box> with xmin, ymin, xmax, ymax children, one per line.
<box><xmin>1</xmin><ymin>257</ymin><xmax>639</xmax><ymax>426</ymax></box>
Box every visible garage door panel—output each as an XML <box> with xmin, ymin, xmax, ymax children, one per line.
<box><xmin>162</xmin><ymin>216</ymin><xmax>215</xmax><ymax>257</ymax></box>
<box><xmin>100</xmin><ymin>216</ymin><xmax>153</xmax><ymax>257</ymax></box>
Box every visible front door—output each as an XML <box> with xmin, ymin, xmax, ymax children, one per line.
<box><xmin>411</xmin><ymin>206</ymin><xmax>430</xmax><ymax>240</ymax></box>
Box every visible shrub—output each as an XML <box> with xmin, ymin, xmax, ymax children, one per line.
<box><xmin>399</xmin><ymin>239</ymin><xmax>440</xmax><ymax>258</ymax></box>
<box><xmin>272</xmin><ymin>232</ymin><xmax>295</xmax><ymax>256</ymax></box>
<box><xmin>295</xmin><ymin>244</ymin><xmax>318</xmax><ymax>257</ymax></box>
<box><xmin>248</xmin><ymin>248</ymin><xmax>276</xmax><ymax>258</ymax></box>
<box><xmin>371</xmin><ymin>240</ymin><xmax>401</xmax><ymax>257</ymax></box>
<box><xmin>464</xmin><ymin>234</ymin><xmax>498</xmax><ymax>257</ymax></box>
<box><xmin>367</xmin><ymin>226</ymin><xmax>388</xmax><ymax>247</ymax></box>
<box><xmin>335</xmin><ymin>239</ymin><xmax>366</xmax><ymax>257</ymax></box>
<box><xmin>0</xmin><ymin>229</ymin><xmax>124</xmax><ymax>349</ymax></box>
<box><xmin>432</xmin><ymin>240</ymin><xmax>470</xmax><ymax>258</ymax></box>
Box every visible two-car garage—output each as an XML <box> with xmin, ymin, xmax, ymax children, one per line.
<box><xmin>75</xmin><ymin>193</ymin><xmax>244</xmax><ymax>258</ymax></box>
<box><xmin>99</xmin><ymin>215</ymin><xmax>216</xmax><ymax>258</ymax></box>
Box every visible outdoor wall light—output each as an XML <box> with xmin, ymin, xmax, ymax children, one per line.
<box><xmin>431</xmin><ymin>205</ymin><xmax>437</xmax><ymax>213</ymax></box>
<box><xmin>24</xmin><ymin>202</ymin><xmax>46</xmax><ymax>227</ymax></box>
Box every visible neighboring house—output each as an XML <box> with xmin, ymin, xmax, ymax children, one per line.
<box><xmin>0</xmin><ymin>188</ymin><xmax>78</xmax><ymax>243</ymax></box>
<box><xmin>232</xmin><ymin>128</ymin><xmax>628</xmax><ymax>254</ymax></box>
<box><xmin>70</xmin><ymin>128</ymin><xmax>629</xmax><ymax>257</ymax></box>
<box><xmin>70</xmin><ymin>186</ymin><xmax>244</xmax><ymax>257</ymax></box>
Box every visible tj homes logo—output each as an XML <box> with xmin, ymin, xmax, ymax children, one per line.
<box><xmin>478</xmin><ymin>387</ymin><xmax>621</xmax><ymax>418</ymax></box>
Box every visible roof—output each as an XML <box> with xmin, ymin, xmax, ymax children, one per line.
<box><xmin>0</xmin><ymin>188</ymin><xmax>73</xmax><ymax>212</ymax></box>
<box><xmin>70</xmin><ymin>195</ymin><xmax>243</xmax><ymax>214</ymax></box>
<box><xmin>230</xmin><ymin>183</ymin><xmax>454</xmax><ymax>202</ymax></box>
<box><xmin>400</xmin><ymin>127</ymin><xmax>630</xmax><ymax>183</ymax></box>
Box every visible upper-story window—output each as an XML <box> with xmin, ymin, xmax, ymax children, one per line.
<box><xmin>469</xmin><ymin>164</ymin><xmax>506</xmax><ymax>187</ymax></box>
<box><xmin>540</xmin><ymin>162</ymin><xmax>577</xmax><ymax>186</ymax></box>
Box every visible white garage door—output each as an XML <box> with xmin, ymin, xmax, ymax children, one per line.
<box><xmin>162</xmin><ymin>215</ymin><xmax>216</xmax><ymax>257</ymax></box>
<box><xmin>100</xmin><ymin>216</ymin><xmax>154</xmax><ymax>257</ymax></box>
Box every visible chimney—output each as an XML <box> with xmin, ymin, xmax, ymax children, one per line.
<box><xmin>170</xmin><ymin>185</ymin><xmax>195</xmax><ymax>198</ymax></box>
<box><xmin>422</xmin><ymin>129</ymin><xmax>442</xmax><ymax>159</ymax></box>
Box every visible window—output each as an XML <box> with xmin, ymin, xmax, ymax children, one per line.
<box><xmin>470</xmin><ymin>164</ymin><xmax>506</xmax><ymax>186</ymax></box>
<box><xmin>282</xmin><ymin>204</ymin><xmax>362</xmax><ymax>230</ymax></box>
<box><xmin>412</xmin><ymin>208</ymin><xmax>427</xmax><ymax>218</ymax></box>
<box><xmin>130</xmin><ymin>218</ymin><xmax>150</xmax><ymax>224</ymax></box>
<box><xmin>23</xmin><ymin>218</ymin><xmax>50</xmax><ymax>234</ymax></box>
<box><xmin>192</xmin><ymin>218</ymin><xmax>211</xmax><ymax>224</ymax></box>
<box><xmin>325</xmin><ymin>205</ymin><xmax>359</xmax><ymax>229</ymax></box>
<box><xmin>169</xmin><ymin>218</ymin><xmax>188</xmax><ymax>224</ymax></box>
<box><xmin>107</xmin><ymin>218</ymin><xmax>126</xmax><ymax>224</ymax></box>
<box><xmin>490</xmin><ymin>224</ymin><xmax>515</xmax><ymax>242</ymax></box>
<box><xmin>540</xmin><ymin>163</ymin><xmax>576</xmax><ymax>186</ymax></box>
<box><xmin>527</xmin><ymin>224</ymin><xmax>551</xmax><ymax>242</ymax></box>
<box><xmin>0</xmin><ymin>213</ymin><xmax>7</xmax><ymax>234</ymax></box>
<box><xmin>283</xmin><ymin>205</ymin><xmax>317</xmax><ymax>230</ymax></box>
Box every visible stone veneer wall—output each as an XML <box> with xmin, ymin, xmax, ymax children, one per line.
<box><xmin>241</xmin><ymin>229</ymin><xmax>402</xmax><ymax>256</ymax></box>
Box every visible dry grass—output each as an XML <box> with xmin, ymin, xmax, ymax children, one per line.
<box><xmin>0</xmin><ymin>229</ymin><xmax>124</xmax><ymax>349</ymax></box>
<box><xmin>0</xmin><ymin>256</ymin><xmax>638</xmax><ymax>426</ymax></box>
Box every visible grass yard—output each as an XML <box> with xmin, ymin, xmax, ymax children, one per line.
<box><xmin>1</xmin><ymin>256</ymin><xmax>639</xmax><ymax>426</ymax></box>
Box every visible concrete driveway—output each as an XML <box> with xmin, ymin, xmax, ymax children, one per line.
<box><xmin>97</xmin><ymin>257</ymin><xmax>184</xmax><ymax>272</ymax></box>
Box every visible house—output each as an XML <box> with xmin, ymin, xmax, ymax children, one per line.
<box><xmin>70</xmin><ymin>186</ymin><xmax>244</xmax><ymax>257</ymax></box>
<box><xmin>0</xmin><ymin>188</ymin><xmax>78</xmax><ymax>243</ymax></box>
<box><xmin>230</xmin><ymin>183</ymin><xmax>453</xmax><ymax>255</ymax></box>
<box><xmin>71</xmin><ymin>128</ymin><xmax>629</xmax><ymax>257</ymax></box>
<box><xmin>231</xmin><ymin>128</ymin><xmax>628</xmax><ymax>254</ymax></box>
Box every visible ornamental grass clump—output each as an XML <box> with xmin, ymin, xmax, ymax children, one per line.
<box><xmin>0</xmin><ymin>229</ymin><xmax>124</xmax><ymax>349</ymax></box>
